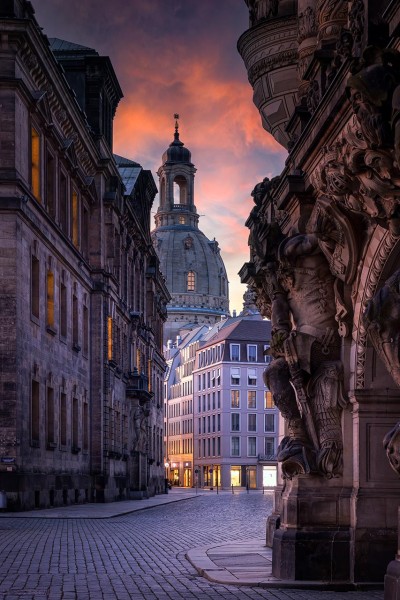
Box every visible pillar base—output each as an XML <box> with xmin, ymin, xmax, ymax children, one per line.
<box><xmin>385</xmin><ymin>559</ymin><xmax>400</xmax><ymax>600</ymax></box>
<box><xmin>272</xmin><ymin>528</ymin><xmax>351</xmax><ymax>581</ymax></box>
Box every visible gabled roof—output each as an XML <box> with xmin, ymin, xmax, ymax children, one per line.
<box><xmin>201</xmin><ymin>318</ymin><xmax>271</xmax><ymax>348</ymax></box>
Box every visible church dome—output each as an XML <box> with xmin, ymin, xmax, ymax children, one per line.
<box><xmin>162</xmin><ymin>132</ymin><xmax>192</xmax><ymax>164</ymax></box>
<box><xmin>151</xmin><ymin>224</ymin><xmax>228</xmax><ymax>307</ymax></box>
<box><xmin>152</xmin><ymin>116</ymin><xmax>229</xmax><ymax>340</ymax></box>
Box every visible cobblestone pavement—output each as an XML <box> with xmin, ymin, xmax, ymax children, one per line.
<box><xmin>0</xmin><ymin>491</ymin><xmax>384</xmax><ymax>600</ymax></box>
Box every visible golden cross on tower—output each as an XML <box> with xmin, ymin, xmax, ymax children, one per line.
<box><xmin>174</xmin><ymin>113</ymin><xmax>180</xmax><ymax>134</ymax></box>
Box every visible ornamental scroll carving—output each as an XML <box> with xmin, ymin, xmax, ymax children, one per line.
<box><xmin>313</xmin><ymin>48</ymin><xmax>400</xmax><ymax>235</ymax></box>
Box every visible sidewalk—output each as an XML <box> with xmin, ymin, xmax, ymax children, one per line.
<box><xmin>186</xmin><ymin>538</ymin><xmax>384</xmax><ymax>591</ymax></box>
<box><xmin>0</xmin><ymin>487</ymin><xmax>201</xmax><ymax>519</ymax></box>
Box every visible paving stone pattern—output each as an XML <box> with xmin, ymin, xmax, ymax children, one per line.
<box><xmin>0</xmin><ymin>492</ymin><xmax>384</xmax><ymax>599</ymax></box>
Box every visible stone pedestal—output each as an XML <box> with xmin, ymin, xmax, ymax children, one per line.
<box><xmin>272</xmin><ymin>477</ymin><xmax>352</xmax><ymax>581</ymax></box>
<box><xmin>385</xmin><ymin>508</ymin><xmax>400</xmax><ymax>600</ymax></box>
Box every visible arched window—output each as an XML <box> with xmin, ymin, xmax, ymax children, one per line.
<box><xmin>187</xmin><ymin>271</ymin><xmax>196</xmax><ymax>291</ymax></box>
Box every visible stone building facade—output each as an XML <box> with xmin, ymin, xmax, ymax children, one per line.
<box><xmin>0</xmin><ymin>0</ymin><xmax>169</xmax><ymax>510</ymax></box>
<box><xmin>239</xmin><ymin>0</ymin><xmax>400</xmax><ymax>587</ymax></box>
<box><xmin>151</xmin><ymin>118</ymin><xmax>230</xmax><ymax>341</ymax></box>
<box><xmin>164</xmin><ymin>302</ymin><xmax>277</xmax><ymax>491</ymax></box>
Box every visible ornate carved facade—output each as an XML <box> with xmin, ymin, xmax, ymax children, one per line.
<box><xmin>239</xmin><ymin>0</ymin><xmax>400</xmax><ymax>586</ymax></box>
<box><xmin>0</xmin><ymin>0</ymin><xmax>169</xmax><ymax>509</ymax></box>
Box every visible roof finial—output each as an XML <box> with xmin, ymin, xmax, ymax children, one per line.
<box><xmin>174</xmin><ymin>113</ymin><xmax>180</xmax><ymax>140</ymax></box>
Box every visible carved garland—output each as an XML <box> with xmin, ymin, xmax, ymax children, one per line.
<box><xmin>354</xmin><ymin>230</ymin><xmax>398</xmax><ymax>389</ymax></box>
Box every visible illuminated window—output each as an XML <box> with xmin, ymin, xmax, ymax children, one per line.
<box><xmin>136</xmin><ymin>348</ymin><xmax>141</xmax><ymax>371</ymax></box>
<box><xmin>187</xmin><ymin>271</ymin><xmax>196</xmax><ymax>291</ymax></box>
<box><xmin>179</xmin><ymin>215</ymin><xmax>186</xmax><ymax>225</ymax></box>
<box><xmin>231</xmin><ymin>389</ymin><xmax>240</xmax><ymax>408</ymax></box>
<box><xmin>71</xmin><ymin>190</ymin><xmax>79</xmax><ymax>248</ymax></box>
<box><xmin>248</xmin><ymin>390</ymin><xmax>256</xmax><ymax>409</ymax></box>
<box><xmin>264</xmin><ymin>390</ymin><xmax>274</xmax><ymax>409</ymax></box>
<box><xmin>107</xmin><ymin>316</ymin><xmax>113</xmax><ymax>361</ymax></box>
<box><xmin>31</xmin><ymin>126</ymin><xmax>41</xmax><ymax>201</ymax></box>
<box><xmin>46</xmin><ymin>270</ymin><xmax>55</xmax><ymax>329</ymax></box>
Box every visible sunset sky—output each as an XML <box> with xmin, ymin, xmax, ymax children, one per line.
<box><xmin>34</xmin><ymin>0</ymin><xmax>287</xmax><ymax>314</ymax></box>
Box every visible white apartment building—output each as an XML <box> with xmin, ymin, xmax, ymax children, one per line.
<box><xmin>164</xmin><ymin>315</ymin><xmax>278</xmax><ymax>489</ymax></box>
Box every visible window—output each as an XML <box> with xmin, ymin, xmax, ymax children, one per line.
<box><xmin>72</xmin><ymin>397</ymin><xmax>79</xmax><ymax>451</ymax></box>
<box><xmin>248</xmin><ymin>437</ymin><xmax>257</xmax><ymax>457</ymax></box>
<box><xmin>265</xmin><ymin>414</ymin><xmax>275</xmax><ymax>432</ymax></box>
<box><xmin>71</xmin><ymin>190</ymin><xmax>79</xmax><ymax>248</ymax></box>
<box><xmin>248</xmin><ymin>368</ymin><xmax>257</xmax><ymax>386</ymax></box>
<box><xmin>217</xmin><ymin>437</ymin><xmax>221</xmax><ymax>455</ymax></box>
<box><xmin>187</xmin><ymin>271</ymin><xmax>196</xmax><ymax>291</ymax></box>
<box><xmin>83</xmin><ymin>402</ymin><xmax>89</xmax><ymax>451</ymax></box>
<box><xmin>72</xmin><ymin>293</ymin><xmax>79</xmax><ymax>349</ymax></box>
<box><xmin>83</xmin><ymin>305</ymin><xmax>89</xmax><ymax>356</ymax></box>
<box><xmin>217</xmin><ymin>368</ymin><xmax>221</xmax><ymax>386</ymax></box>
<box><xmin>231</xmin><ymin>390</ymin><xmax>240</xmax><ymax>408</ymax></box>
<box><xmin>231</xmin><ymin>436</ymin><xmax>240</xmax><ymax>457</ymax></box>
<box><xmin>46</xmin><ymin>270</ymin><xmax>55</xmax><ymax>329</ymax></box>
<box><xmin>230</xmin><ymin>344</ymin><xmax>240</xmax><ymax>361</ymax></box>
<box><xmin>107</xmin><ymin>316</ymin><xmax>113</xmax><ymax>361</ymax></box>
<box><xmin>46</xmin><ymin>150</ymin><xmax>56</xmax><ymax>218</ymax></box>
<box><xmin>264</xmin><ymin>437</ymin><xmax>275</xmax><ymax>457</ymax></box>
<box><xmin>248</xmin><ymin>390</ymin><xmax>256</xmax><ymax>409</ymax></box>
<box><xmin>31</xmin><ymin>255</ymin><xmax>40</xmax><ymax>319</ymax></box>
<box><xmin>60</xmin><ymin>392</ymin><xmax>67</xmax><ymax>446</ymax></box>
<box><xmin>31</xmin><ymin>380</ymin><xmax>40</xmax><ymax>443</ymax></box>
<box><xmin>60</xmin><ymin>282</ymin><xmax>67</xmax><ymax>338</ymax></box>
<box><xmin>179</xmin><ymin>215</ymin><xmax>186</xmax><ymax>225</ymax></box>
<box><xmin>231</xmin><ymin>413</ymin><xmax>240</xmax><ymax>432</ymax></box>
<box><xmin>230</xmin><ymin>367</ymin><xmax>240</xmax><ymax>385</ymax></box>
<box><xmin>31</xmin><ymin>126</ymin><xmax>41</xmax><ymax>201</ymax></box>
<box><xmin>248</xmin><ymin>413</ymin><xmax>257</xmax><ymax>432</ymax></box>
<box><xmin>247</xmin><ymin>345</ymin><xmax>257</xmax><ymax>362</ymax></box>
<box><xmin>46</xmin><ymin>386</ymin><xmax>55</xmax><ymax>446</ymax></box>
<box><xmin>264</xmin><ymin>345</ymin><xmax>272</xmax><ymax>364</ymax></box>
<box><xmin>59</xmin><ymin>171</ymin><xmax>68</xmax><ymax>234</ymax></box>
<box><xmin>82</xmin><ymin>206</ymin><xmax>89</xmax><ymax>258</ymax></box>
<box><xmin>264</xmin><ymin>390</ymin><xmax>274</xmax><ymax>409</ymax></box>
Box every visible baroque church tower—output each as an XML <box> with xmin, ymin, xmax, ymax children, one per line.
<box><xmin>151</xmin><ymin>116</ymin><xmax>229</xmax><ymax>342</ymax></box>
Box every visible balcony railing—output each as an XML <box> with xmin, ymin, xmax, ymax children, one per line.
<box><xmin>258</xmin><ymin>453</ymin><xmax>277</xmax><ymax>462</ymax></box>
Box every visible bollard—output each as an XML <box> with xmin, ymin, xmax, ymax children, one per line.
<box><xmin>263</xmin><ymin>486</ymin><xmax>264</xmax><ymax>495</ymax></box>
<box><xmin>231</xmin><ymin>484</ymin><xmax>234</xmax><ymax>494</ymax></box>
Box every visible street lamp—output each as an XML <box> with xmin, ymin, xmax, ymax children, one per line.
<box><xmin>164</xmin><ymin>460</ymin><xmax>170</xmax><ymax>494</ymax></box>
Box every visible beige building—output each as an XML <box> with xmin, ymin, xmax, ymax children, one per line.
<box><xmin>0</xmin><ymin>1</ymin><xmax>169</xmax><ymax>510</ymax></box>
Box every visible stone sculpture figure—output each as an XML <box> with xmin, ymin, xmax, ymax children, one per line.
<box><xmin>264</xmin><ymin>230</ymin><xmax>346</xmax><ymax>478</ymax></box>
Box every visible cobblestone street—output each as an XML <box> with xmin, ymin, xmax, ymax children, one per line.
<box><xmin>0</xmin><ymin>491</ymin><xmax>384</xmax><ymax>599</ymax></box>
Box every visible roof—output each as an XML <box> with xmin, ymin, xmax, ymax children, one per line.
<box><xmin>114</xmin><ymin>154</ymin><xmax>142</xmax><ymax>196</ymax></box>
<box><xmin>201</xmin><ymin>318</ymin><xmax>271</xmax><ymax>348</ymax></box>
<box><xmin>49</xmin><ymin>38</ymin><xmax>97</xmax><ymax>55</ymax></box>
